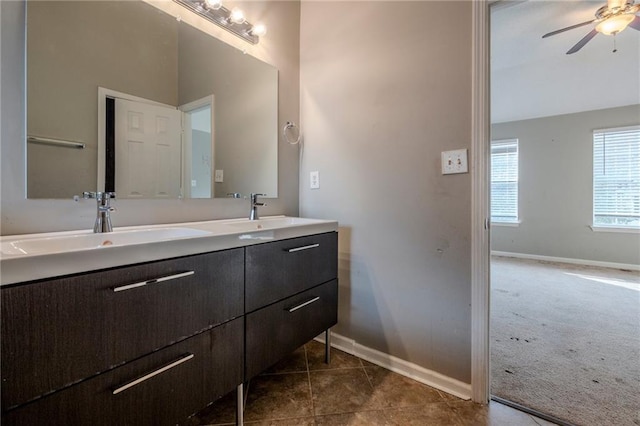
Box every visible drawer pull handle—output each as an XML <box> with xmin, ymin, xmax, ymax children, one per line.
<box><xmin>287</xmin><ymin>243</ymin><xmax>320</xmax><ymax>253</ymax></box>
<box><xmin>112</xmin><ymin>353</ymin><xmax>194</xmax><ymax>395</ymax></box>
<box><xmin>112</xmin><ymin>271</ymin><xmax>195</xmax><ymax>292</ymax></box>
<box><xmin>288</xmin><ymin>296</ymin><xmax>320</xmax><ymax>313</ymax></box>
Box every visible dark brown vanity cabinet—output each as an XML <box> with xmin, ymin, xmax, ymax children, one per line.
<box><xmin>1</xmin><ymin>248</ymin><xmax>244</xmax><ymax>425</ymax></box>
<box><xmin>245</xmin><ymin>232</ymin><xmax>338</xmax><ymax>313</ymax></box>
<box><xmin>3</xmin><ymin>319</ymin><xmax>243</xmax><ymax>426</ymax></box>
<box><xmin>1</xmin><ymin>231</ymin><xmax>338</xmax><ymax>425</ymax></box>
<box><xmin>245</xmin><ymin>232</ymin><xmax>338</xmax><ymax>379</ymax></box>
<box><xmin>246</xmin><ymin>279</ymin><xmax>338</xmax><ymax>379</ymax></box>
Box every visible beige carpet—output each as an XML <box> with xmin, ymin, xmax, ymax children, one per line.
<box><xmin>490</xmin><ymin>256</ymin><xmax>640</xmax><ymax>426</ymax></box>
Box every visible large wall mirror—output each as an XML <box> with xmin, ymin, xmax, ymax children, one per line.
<box><xmin>26</xmin><ymin>0</ymin><xmax>278</xmax><ymax>199</ymax></box>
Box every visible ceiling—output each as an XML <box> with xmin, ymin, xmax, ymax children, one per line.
<box><xmin>491</xmin><ymin>0</ymin><xmax>640</xmax><ymax>123</ymax></box>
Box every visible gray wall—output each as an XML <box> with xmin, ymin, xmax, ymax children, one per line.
<box><xmin>491</xmin><ymin>105</ymin><xmax>640</xmax><ymax>266</ymax></box>
<box><xmin>300</xmin><ymin>1</ymin><xmax>473</xmax><ymax>383</ymax></box>
<box><xmin>1</xmin><ymin>0</ymin><xmax>300</xmax><ymax>235</ymax></box>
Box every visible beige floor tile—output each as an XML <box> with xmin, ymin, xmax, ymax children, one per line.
<box><xmin>383</xmin><ymin>402</ymin><xmax>465</xmax><ymax>425</ymax></box>
<box><xmin>364</xmin><ymin>366</ymin><xmax>446</xmax><ymax>408</ymax></box>
<box><xmin>306</xmin><ymin>340</ymin><xmax>362</xmax><ymax>371</ymax></box>
<box><xmin>244</xmin><ymin>373</ymin><xmax>314</xmax><ymax>422</ymax></box>
<box><xmin>310</xmin><ymin>368</ymin><xmax>383</xmax><ymax>416</ymax></box>
<box><xmin>315</xmin><ymin>410</ymin><xmax>393</xmax><ymax>426</ymax></box>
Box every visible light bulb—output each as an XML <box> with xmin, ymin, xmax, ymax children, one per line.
<box><xmin>250</xmin><ymin>23</ymin><xmax>267</xmax><ymax>37</ymax></box>
<box><xmin>595</xmin><ymin>14</ymin><xmax>635</xmax><ymax>35</ymax></box>
<box><xmin>204</xmin><ymin>0</ymin><xmax>222</xmax><ymax>10</ymax></box>
<box><xmin>229</xmin><ymin>7</ymin><xmax>245</xmax><ymax>24</ymax></box>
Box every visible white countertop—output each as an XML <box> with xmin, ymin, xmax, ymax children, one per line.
<box><xmin>0</xmin><ymin>216</ymin><xmax>338</xmax><ymax>286</ymax></box>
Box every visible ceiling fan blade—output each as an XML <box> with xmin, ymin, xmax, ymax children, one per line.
<box><xmin>629</xmin><ymin>15</ymin><xmax>640</xmax><ymax>31</ymax></box>
<box><xmin>542</xmin><ymin>19</ymin><xmax>596</xmax><ymax>38</ymax></box>
<box><xmin>566</xmin><ymin>29</ymin><xmax>599</xmax><ymax>54</ymax></box>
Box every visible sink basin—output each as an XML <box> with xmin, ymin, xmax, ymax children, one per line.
<box><xmin>224</xmin><ymin>217</ymin><xmax>325</xmax><ymax>232</ymax></box>
<box><xmin>1</xmin><ymin>227</ymin><xmax>211</xmax><ymax>256</ymax></box>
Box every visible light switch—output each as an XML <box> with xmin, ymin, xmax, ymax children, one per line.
<box><xmin>214</xmin><ymin>169</ymin><xmax>224</xmax><ymax>182</ymax></box>
<box><xmin>441</xmin><ymin>149</ymin><xmax>468</xmax><ymax>175</ymax></box>
<box><xmin>310</xmin><ymin>171</ymin><xmax>320</xmax><ymax>189</ymax></box>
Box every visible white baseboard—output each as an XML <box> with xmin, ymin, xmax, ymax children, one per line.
<box><xmin>491</xmin><ymin>251</ymin><xmax>640</xmax><ymax>271</ymax></box>
<box><xmin>315</xmin><ymin>332</ymin><xmax>471</xmax><ymax>400</ymax></box>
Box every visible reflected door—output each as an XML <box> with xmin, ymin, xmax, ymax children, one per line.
<box><xmin>114</xmin><ymin>99</ymin><xmax>182</xmax><ymax>198</ymax></box>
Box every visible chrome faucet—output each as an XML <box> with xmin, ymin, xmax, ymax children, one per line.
<box><xmin>249</xmin><ymin>193</ymin><xmax>266</xmax><ymax>220</ymax></box>
<box><xmin>83</xmin><ymin>191</ymin><xmax>116</xmax><ymax>233</ymax></box>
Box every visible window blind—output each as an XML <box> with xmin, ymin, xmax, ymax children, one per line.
<box><xmin>491</xmin><ymin>139</ymin><xmax>519</xmax><ymax>223</ymax></box>
<box><xmin>593</xmin><ymin>126</ymin><xmax>640</xmax><ymax>229</ymax></box>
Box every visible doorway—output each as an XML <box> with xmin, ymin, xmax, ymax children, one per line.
<box><xmin>488</xmin><ymin>1</ymin><xmax>640</xmax><ymax>425</ymax></box>
<box><xmin>180</xmin><ymin>96</ymin><xmax>215</xmax><ymax>199</ymax></box>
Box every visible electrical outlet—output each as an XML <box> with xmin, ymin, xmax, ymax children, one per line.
<box><xmin>441</xmin><ymin>149</ymin><xmax>468</xmax><ymax>175</ymax></box>
<box><xmin>214</xmin><ymin>169</ymin><xmax>224</xmax><ymax>182</ymax></box>
<box><xmin>310</xmin><ymin>171</ymin><xmax>320</xmax><ymax>189</ymax></box>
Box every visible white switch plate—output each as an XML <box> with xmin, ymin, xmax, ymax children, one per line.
<box><xmin>310</xmin><ymin>171</ymin><xmax>320</xmax><ymax>189</ymax></box>
<box><xmin>214</xmin><ymin>169</ymin><xmax>224</xmax><ymax>182</ymax></box>
<box><xmin>441</xmin><ymin>149</ymin><xmax>468</xmax><ymax>175</ymax></box>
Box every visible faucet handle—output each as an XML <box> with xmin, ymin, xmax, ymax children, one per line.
<box><xmin>250</xmin><ymin>193</ymin><xmax>266</xmax><ymax>205</ymax></box>
<box><xmin>82</xmin><ymin>191</ymin><xmax>116</xmax><ymax>201</ymax></box>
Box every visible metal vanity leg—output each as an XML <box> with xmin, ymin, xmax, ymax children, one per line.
<box><xmin>325</xmin><ymin>328</ymin><xmax>331</xmax><ymax>364</ymax></box>
<box><xmin>236</xmin><ymin>383</ymin><xmax>244</xmax><ymax>426</ymax></box>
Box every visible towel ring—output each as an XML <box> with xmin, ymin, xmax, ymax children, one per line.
<box><xmin>283</xmin><ymin>121</ymin><xmax>301</xmax><ymax>145</ymax></box>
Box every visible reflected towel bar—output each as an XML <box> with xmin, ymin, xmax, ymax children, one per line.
<box><xmin>28</xmin><ymin>136</ymin><xmax>85</xmax><ymax>149</ymax></box>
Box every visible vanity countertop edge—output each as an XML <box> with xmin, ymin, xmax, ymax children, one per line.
<box><xmin>0</xmin><ymin>216</ymin><xmax>338</xmax><ymax>286</ymax></box>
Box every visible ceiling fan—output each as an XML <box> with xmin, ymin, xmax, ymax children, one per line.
<box><xmin>542</xmin><ymin>0</ymin><xmax>640</xmax><ymax>54</ymax></box>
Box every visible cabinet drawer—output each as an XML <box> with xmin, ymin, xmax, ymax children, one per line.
<box><xmin>245</xmin><ymin>232</ymin><xmax>337</xmax><ymax>312</ymax></box>
<box><xmin>1</xmin><ymin>248</ymin><xmax>243</xmax><ymax>410</ymax></box>
<box><xmin>245</xmin><ymin>280</ymin><xmax>338</xmax><ymax>379</ymax></box>
<box><xmin>2</xmin><ymin>319</ymin><xmax>243</xmax><ymax>426</ymax></box>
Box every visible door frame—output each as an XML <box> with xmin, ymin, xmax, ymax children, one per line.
<box><xmin>471</xmin><ymin>0</ymin><xmax>491</xmax><ymax>404</ymax></box>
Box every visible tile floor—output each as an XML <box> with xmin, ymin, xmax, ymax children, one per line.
<box><xmin>189</xmin><ymin>340</ymin><xmax>556</xmax><ymax>426</ymax></box>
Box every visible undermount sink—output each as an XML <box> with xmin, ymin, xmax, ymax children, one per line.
<box><xmin>224</xmin><ymin>217</ymin><xmax>325</xmax><ymax>232</ymax></box>
<box><xmin>1</xmin><ymin>227</ymin><xmax>211</xmax><ymax>256</ymax></box>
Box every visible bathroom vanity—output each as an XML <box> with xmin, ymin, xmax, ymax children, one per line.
<box><xmin>0</xmin><ymin>217</ymin><xmax>338</xmax><ymax>425</ymax></box>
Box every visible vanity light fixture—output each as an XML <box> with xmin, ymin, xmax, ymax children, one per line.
<box><xmin>173</xmin><ymin>0</ymin><xmax>265</xmax><ymax>44</ymax></box>
<box><xmin>250</xmin><ymin>22</ymin><xmax>267</xmax><ymax>37</ymax></box>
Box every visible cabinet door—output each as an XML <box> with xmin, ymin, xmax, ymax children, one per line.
<box><xmin>245</xmin><ymin>232</ymin><xmax>337</xmax><ymax>312</ymax></box>
<box><xmin>2</xmin><ymin>320</ymin><xmax>243</xmax><ymax>426</ymax></box>
<box><xmin>245</xmin><ymin>280</ymin><xmax>338</xmax><ymax>379</ymax></box>
<box><xmin>1</xmin><ymin>248</ymin><xmax>243</xmax><ymax>410</ymax></box>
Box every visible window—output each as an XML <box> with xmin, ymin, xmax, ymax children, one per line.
<box><xmin>491</xmin><ymin>139</ymin><xmax>519</xmax><ymax>223</ymax></box>
<box><xmin>593</xmin><ymin>126</ymin><xmax>640</xmax><ymax>229</ymax></box>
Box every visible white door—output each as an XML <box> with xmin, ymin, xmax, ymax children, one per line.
<box><xmin>115</xmin><ymin>99</ymin><xmax>182</xmax><ymax>198</ymax></box>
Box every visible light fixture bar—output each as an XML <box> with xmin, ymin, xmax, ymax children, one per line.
<box><xmin>173</xmin><ymin>0</ymin><xmax>259</xmax><ymax>44</ymax></box>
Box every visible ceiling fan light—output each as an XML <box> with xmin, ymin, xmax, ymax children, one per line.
<box><xmin>595</xmin><ymin>14</ymin><xmax>635</xmax><ymax>35</ymax></box>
